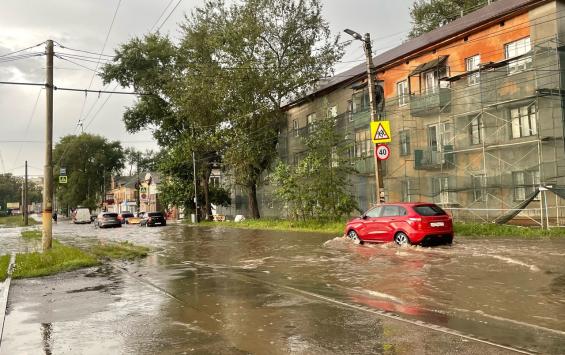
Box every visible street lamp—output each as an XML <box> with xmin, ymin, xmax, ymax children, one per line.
<box><xmin>344</xmin><ymin>28</ymin><xmax>384</xmax><ymax>205</ymax></box>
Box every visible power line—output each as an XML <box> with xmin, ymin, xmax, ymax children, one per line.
<box><xmin>12</xmin><ymin>88</ymin><xmax>43</xmax><ymax>170</ymax></box>
<box><xmin>156</xmin><ymin>0</ymin><xmax>184</xmax><ymax>32</ymax></box>
<box><xmin>150</xmin><ymin>0</ymin><xmax>176</xmax><ymax>32</ymax></box>
<box><xmin>0</xmin><ymin>41</ymin><xmax>46</xmax><ymax>58</ymax></box>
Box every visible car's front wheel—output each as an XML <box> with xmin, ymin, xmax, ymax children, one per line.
<box><xmin>394</xmin><ymin>232</ymin><xmax>410</xmax><ymax>246</ymax></box>
<box><xmin>347</xmin><ymin>230</ymin><xmax>363</xmax><ymax>245</ymax></box>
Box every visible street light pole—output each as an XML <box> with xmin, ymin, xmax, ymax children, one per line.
<box><xmin>43</xmin><ymin>39</ymin><xmax>54</xmax><ymax>250</ymax></box>
<box><xmin>344</xmin><ymin>29</ymin><xmax>383</xmax><ymax>205</ymax></box>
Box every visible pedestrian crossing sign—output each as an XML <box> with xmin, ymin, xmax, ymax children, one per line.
<box><xmin>59</xmin><ymin>176</ymin><xmax>68</xmax><ymax>184</ymax></box>
<box><xmin>370</xmin><ymin>121</ymin><xmax>392</xmax><ymax>143</ymax></box>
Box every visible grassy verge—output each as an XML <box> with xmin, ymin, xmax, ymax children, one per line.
<box><xmin>0</xmin><ymin>215</ymin><xmax>37</xmax><ymax>227</ymax></box>
<box><xmin>13</xmin><ymin>230</ymin><xmax>150</xmax><ymax>279</ymax></box>
<box><xmin>454</xmin><ymin>223</ymin><xmax>565</xmax><ymax>238</ymax></box>
<box><xmin>90</xmin><ymin>241</ymin><xmax>149</xmax><ymax>260</ymax></box>
<box><xmin>13</xmin><ymin>240</ymin><xmax>100</xmax><ymax>279</ymax></box>
<box><xmin>0</xmin><ymin>255</ymin><xmax>10</xmax><ymax>281</ymax></box>
<box><xmin>199</xmin><ymin>219</ymin><xmax>345</xmax><ymax>234</ymax></box>
<box><xmin>198</xmin><ymin>219</ymin><xmax>565</xmax><ymax>238</ymax></box>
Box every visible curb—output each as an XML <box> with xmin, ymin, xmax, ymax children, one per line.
<box><xmin>0</xmin><ymin>253</ymin><xmax>16</xmax><ymax>347</ymax></box>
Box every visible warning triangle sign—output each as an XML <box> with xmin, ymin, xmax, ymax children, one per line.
<box><xmin>374</xmin><ymin>123</ymin><xmax>389</xmax><ymax>140</ymax></box>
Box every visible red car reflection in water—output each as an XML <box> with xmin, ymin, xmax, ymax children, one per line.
<box><xmin>344</xmin><ymin>203</ymin><xmax>453</xmax><ymax>246</ymax></box>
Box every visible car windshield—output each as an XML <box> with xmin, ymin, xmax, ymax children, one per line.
<box><xmin>103</xmin><ymin>213</ymin><xmax>118</xmax><ymax>218</ymax></box>
<box><xmin>122</xmin><ymin>213</ymin><xmax>133</xmax><ymax>217</ymax></box>
<box><xmin>148</xmin><ymin>212</ymin><xmax>163</xmax><ymax>217</ymax></box>
<box><xmin>413</xmin><ymin>205</ymin><xmax>447</xmax><ymax>216</ymax></box>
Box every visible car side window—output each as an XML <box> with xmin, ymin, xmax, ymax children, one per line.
<box><xmin>382</xmin><ymin>206</ymin><xmax>407</xmax><ymax>217</ymax></box>
<box><xmin>365</xmin><ymin>207</ymin><xmax>382</xmax><ymax>218</ymax></box>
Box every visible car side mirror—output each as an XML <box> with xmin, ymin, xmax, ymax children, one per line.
<box><xmin>361</xmin><ymin>214</ymin><xmax>368</xmax><ymax>220</ymax></box>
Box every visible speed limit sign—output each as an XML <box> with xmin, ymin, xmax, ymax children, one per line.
<box><xmin>375</xmin><ymin>144</ymin><xmax>390</xmax><ymax>160</ymax></box>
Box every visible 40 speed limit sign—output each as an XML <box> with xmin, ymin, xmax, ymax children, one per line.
<box><xmin>374</xmin><ymin>144</ymin><xmax>390</xmax><ymax>160</ymax></box>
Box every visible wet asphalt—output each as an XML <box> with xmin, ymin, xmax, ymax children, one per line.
<box><xmin>0</xmin><ymin>221</ymin><xmax>564</xmax><ymax>354</ymax></box>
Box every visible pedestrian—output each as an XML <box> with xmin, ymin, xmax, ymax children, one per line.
<box><xmin>53</xmin><ymin>211</ymin><xmax>58</xmax><ymax>224</ymax></box>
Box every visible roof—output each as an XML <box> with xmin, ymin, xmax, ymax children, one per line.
<box><xmin>114</xmin><ymin>175</ymin><xmax>138</xmax><ymax>189</ymax></box>
<box><xmin>285</xmin><ymin>0</ymin><xmax>545</xmax><ymax>108</ymax></box>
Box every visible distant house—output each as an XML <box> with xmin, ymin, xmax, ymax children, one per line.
<box><xmin>139</xmin><ymin>172</ymin><xmax>161</xmax><ymax>213</ymax></box>
<box><xmin>107</xmin><ymin>175</ymin><xmax>139</xmax><ymax>214</ymax></box>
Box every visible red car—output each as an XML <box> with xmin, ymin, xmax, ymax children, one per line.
<box><xmin>344</xmin><ymin>203</ymin><xmax>453</xmax><ymax>246</ymax></box>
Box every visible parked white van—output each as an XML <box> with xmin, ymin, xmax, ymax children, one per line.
<box><xmin>73</xmin><ymin>207</ymin><xmax>91</xmax><ymax>224</ymax></box>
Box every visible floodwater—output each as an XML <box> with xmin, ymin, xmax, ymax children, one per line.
<box><xmin>1</xmin><ymin>222</ymin><xmax>565</xmax><ymax>354</ymax></box>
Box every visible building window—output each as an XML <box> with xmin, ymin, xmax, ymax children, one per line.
<box><xmin>327</xmin><ymin>105</ymin><xmax>338</xmax><ymax>118</ymax></box>
<box><xmin>307</xmin><ymin>113</ymin><xmax>317</xmax><ymax>133</ymax></box>
<box><xmin>401</xmin><ymin>180</ymin><xmax>412</xmax><ymax>202</ymax></box>
<box><xmin>424</xmin><ymin>70</ymin><xmax>437</xmax><ymax>94</ymax></box>
<box><xmin>428</xmin><ymin>122</ymin><xmax>453</xmax><ymax>151</ymax></box>
<box><xmin>352</xmin><ymin>88</ymin><xmax>370</xmax><ymax>113</ymax></box>
<box><xmin>210</xmin><ymin>176</ymin><xmax>220</xmax><ymax>187</ymax></box>
<box><xmin>347</xmin><ymin>100</ymin><xmax>353</xmax><ymax>121</ymax></box>
<box><xmin>397</xmin><ymin>80</ymin><xmax>409</xmax><ymax>106</ymax></box>
<box><xmin>470</xmin><ymin>115</ymin><xmax>483</xmax><ymax>145</ymax></box>
<box><xmin>432</xmin><ymin>176</ymin><xmax>453</xmax><ymax>205</ymax></box>
<box><xmin>466</xmin><ymin>54</ymin><xmax>480</xmax><ymax>85</ymax></box>
<box><xmin>472</xmin><ymin>174</ymin><xmax>486</xmax><ymax>202</ymax></box>
<box><xmin>354</xmin><ymin>129</ymin><xmax>372</xmax><ymax>158</ymax></box>
<box><xmin>512</xmin><ymin>170</ymin><xmax>540</xmax><ymax>201</ymax></box>
<box><xmin>505</xmin><ymin>37</ymin><xmax>532</xmax><ymax>74</ymax></box>
<box><xmin>510</xmin><ymin>104</ymin><xmax>537</xmax><ymax>138</ymax></box>
<box><xmin>293</xmin><ymin>119</ymin><xmax>299</xmax><ymax>137</ymax></box>
<box><xmin>399</xmin><ymin>130</ymin><xmax>410</xmax><ymax>156</ymax></box>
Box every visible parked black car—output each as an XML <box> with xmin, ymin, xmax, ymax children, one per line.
<box><xmin>139</xmin><ymin>212</ymin><xmax>166</xmax><ymax>227</ymax></box>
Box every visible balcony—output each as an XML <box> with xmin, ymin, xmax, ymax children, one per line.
<box><xmin>414</xmin><ymin>145</ymin><xmax>455</xmax><ymax>170</ymax></box>
<box><xmin>410</xmin><ymin>88</ymin><xmax>451</xmax><ymax>117</ymax></box>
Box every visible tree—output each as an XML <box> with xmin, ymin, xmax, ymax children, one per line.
<box><xmin>101</xmin><ymin>24</ymin><xmax>228</xmax><ymax>220</ymax></box>
<box><xmin>270</xmin><ymin>114</ymin><xmax>357</xmax><ymax>221</ymax></box>
<box><xmin>409</xmin><ymin>0</ymin><xmax>493</xmax><ymax>38</ymax></box>
<box><xmin>0</xmin><ymin>174</ymin><xmax>42</xmax><ymax>212</ymax></box>
<box><xmin>202</xmin><ymin>0</ymin><xmax>345</xmax><ymax>218</ymax></box>
<box><xmin>53</xmin><ymin>134</ymin><xmax>125</xmax><ymax>210</ymax></box>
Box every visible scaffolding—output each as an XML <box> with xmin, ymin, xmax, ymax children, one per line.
<box><xmin>379</xmin><ymin>37</ymin><xmax>565</xmax><ymax>226</ymax></box>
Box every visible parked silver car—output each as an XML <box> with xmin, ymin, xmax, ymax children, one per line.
<box><xmin>94</xmin><ymin>212</ymin><xmax>121</xmax><ymax>228</ymax></box>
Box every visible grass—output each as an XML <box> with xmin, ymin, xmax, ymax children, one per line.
<box><xmin>21</xmin><ymin>230</ymin><xmax>41</xmax><ymax>240</ymax></box>
<box><xmin>90</xmin><ymin>241</ymin><xmax>150</xmax><ymax>260</ymax></box>
<box><xmin>454</xmin><ymin>222</ymin><xmax>565</xmax><ymax>238</ymax></box>
<box><xmin>0</xmin><ymin>255</ymin><xmax>10</xmax><ymax>281</ymax></box>
<box><xmin>200</xmin><ymin>218</ymin><xmax>345</xmax><ymax>234</ymax></box>
<box><xmin>12</xmin><ymin>230</ymin><xmax>150</xmax><ymax>279</ymax></box>
<box><xmin>12</xmin><ymin>240</ymin><xmax>100</xmax><ymax>279</ymax></box>
<box><xmin>0</xmin><ymin>215</ymin><xmax>37</xmax><ymax>227</ymax></box>
<box><xmin>199</xmin><ymin>218</ymin><xmax>565</xmax><ymax>238</ymax></box>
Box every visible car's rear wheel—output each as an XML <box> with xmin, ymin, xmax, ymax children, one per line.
<box><xmin>347</xmin><ymin>230</ymin><xmax>363</xmax><ymax>245</ymax></box>
<box><xmin>394</xmin><ymin>232</ymin><xmax>410</xmax><ymax>246</ymax></box>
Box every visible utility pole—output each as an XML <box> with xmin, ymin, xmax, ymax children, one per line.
<box><xmin>192</xmin><ymin>151</ymin><xmax>199</xmax><ymax>223</ymax></box>
<box><xmin>24</xmin><ymin>160</ymin><xmax>28</xmax><ymax>226</ymax></box>
<box><xmin>42</xmin><ymin>39</ymin><xmax>54</xmax><ymax>250</ymax></box>
<box><xmin>345</xmin><ymin>29</ymin><xmax>384</xmax><ymax>205</ymax></box>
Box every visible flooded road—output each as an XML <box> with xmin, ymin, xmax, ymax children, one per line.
<box><xmin>2</xmin><ymin>222</ymin><xmax>565</xmax><ymax>354</ymax></box>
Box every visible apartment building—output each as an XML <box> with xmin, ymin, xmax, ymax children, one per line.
<box><xmin>228</xmin><ymin>0</ymin><xmax>565</xmax><ymax>225</ymax></box>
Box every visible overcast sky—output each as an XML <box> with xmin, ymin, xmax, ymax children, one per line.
<box><xmin>0</xmin><ymin>0</ymin><xmax>413</xmax><ymax>177</ymax></box>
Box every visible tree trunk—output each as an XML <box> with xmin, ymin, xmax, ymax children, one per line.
<box><xmin>247</xmin><ymin>183</ymin><xmax>260</xmax><ymax>219</ymax></box>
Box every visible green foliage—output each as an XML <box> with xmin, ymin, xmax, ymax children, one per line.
<box><xmin>0</xmin><ymin>173</ymin><xmax>42</xmax><ymax>212</ymax></box>
<box><xmin>270</xmin><ymin>115</ymin><xmax>357</xmax><ymax>221</ymax></box>
<box><xmin>455</xmin><ymin>223</ymin><xmax>565</xmax><ymax>238</ymax></box>
<box><xmin>101</xmin><ymin>0</ymin><xmax>344</xmax><ymax>220</ymax></box>
<box><xmin>409</xmin><ymin>0</ymin><xmax>492</xmax><ymax>38</ymax></box>
<box><xmin>53</xmin><ymin>133</ymin><xmax>125</xmax><ymax>210</ymax></box>
<box><xmin>21</xmin><ymin>230</ymin><xmax>41</xmax><ymax>239</ymax></box>
<box><xmin>0</xmin><ymin>255</ymin><xmax>10</xmax><ymax>281</ymax></box>
<box><xmin>200</xmin><ymin>218</ymin><xmax>346</xmax><ymax>234</ymax></box>
<box><xmin>13</xmin><ymin>240</ymin><xmax>100</xmax><ymax>279</ymax></box>
<box><xmin>89</xmin><ymin>241</ymin><xmax>149</xmax><ymax>260</ymax></box>
<box><xmin>0</xmin><ymin>216</ymin><xmax>37</xmax><ymax>227</ymax></box>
